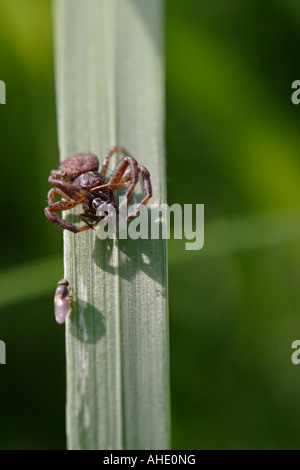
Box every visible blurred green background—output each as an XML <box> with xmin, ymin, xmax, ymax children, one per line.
<box><xmin>1</xmin><ymin>0</ymin><xmax>300</xmax><ymax>449</ymax></box>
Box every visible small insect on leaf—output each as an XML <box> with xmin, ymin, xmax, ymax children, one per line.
<box><xmin>54</xmin><ymin>279</ymin><xmax>70</xmax><ymax>324</ymax></box>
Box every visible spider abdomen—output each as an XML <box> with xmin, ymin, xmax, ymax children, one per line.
<box><xmin>59</xmin><ymin>152</ymin><xmax>99</xmax><ymax>180</ymax></box>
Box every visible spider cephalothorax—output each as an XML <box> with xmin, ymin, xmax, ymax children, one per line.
<box><xmin>44</xmin><ymin>147</ymin><xmax>152</xmax><ymax>233</ymax></box>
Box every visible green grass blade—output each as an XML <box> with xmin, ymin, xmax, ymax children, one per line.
<box><xmin>53</xmin><ymin>0</ymin><xmax>169</xmax><ymax>450</ymax></box>
<box><xmin>0</xmin><ymin>255</ymin><xmax>62</xmax><ymax>308</ymax></box>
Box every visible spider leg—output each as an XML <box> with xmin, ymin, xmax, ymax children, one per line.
<box><xmin>91</xmin><ymin>157</ymin><xmax>152</xmax><ymax>218</ymax></box>
<box><xmin>48</xmin><ymin>176</ymin><xmax>91</xmax><ymax>202</ymax></box>
<box><xmin>78</xmin><ymin>215</ymin><xmax>96</xmax><ymax>230</ymax></box>
<box><xmin>92</xmin><ymin>156</ymin><xmax>139</xmax><ymax>195</ymax></box>
<box><xmin>47</xmin><ymin>187</ymin><xmax>72</xmax><ymax>205</ymax></box>
<box><xmin>126</xmin><ymin>165</ymin><xmax>152</xmax><ymax>220</ymax></box>
<box><xmin>79</xmin><ymin>213</ymin><xmax>111</xmax><ymax>250</ymax></box>
<box><xmin>109</xmin><ymin>190</ymin><xmax>116</xmax><ymax>204</ymax></box>
<box><xmin>79</xmin><ymin>213</ymin><xmax>100</xmax><ymax>221</ymax></box>
<box><xmin>100</xmin><ymin>146</ymin><xmax>124</xmax><ymax>177</ymax></box>
<box><xmin>50</xmin><ymin>169</ymin><xmax>66</xmax><ymax>179</ymax></box>
<box><xmin>45</xmin><ymin>198</ymin><xmax>93</xmax><ymax>233</ymax></box>
<box><xmin>78</xmin><ymin>213</ymin><xmax>103</xmax><ymax>230</ymax></box>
